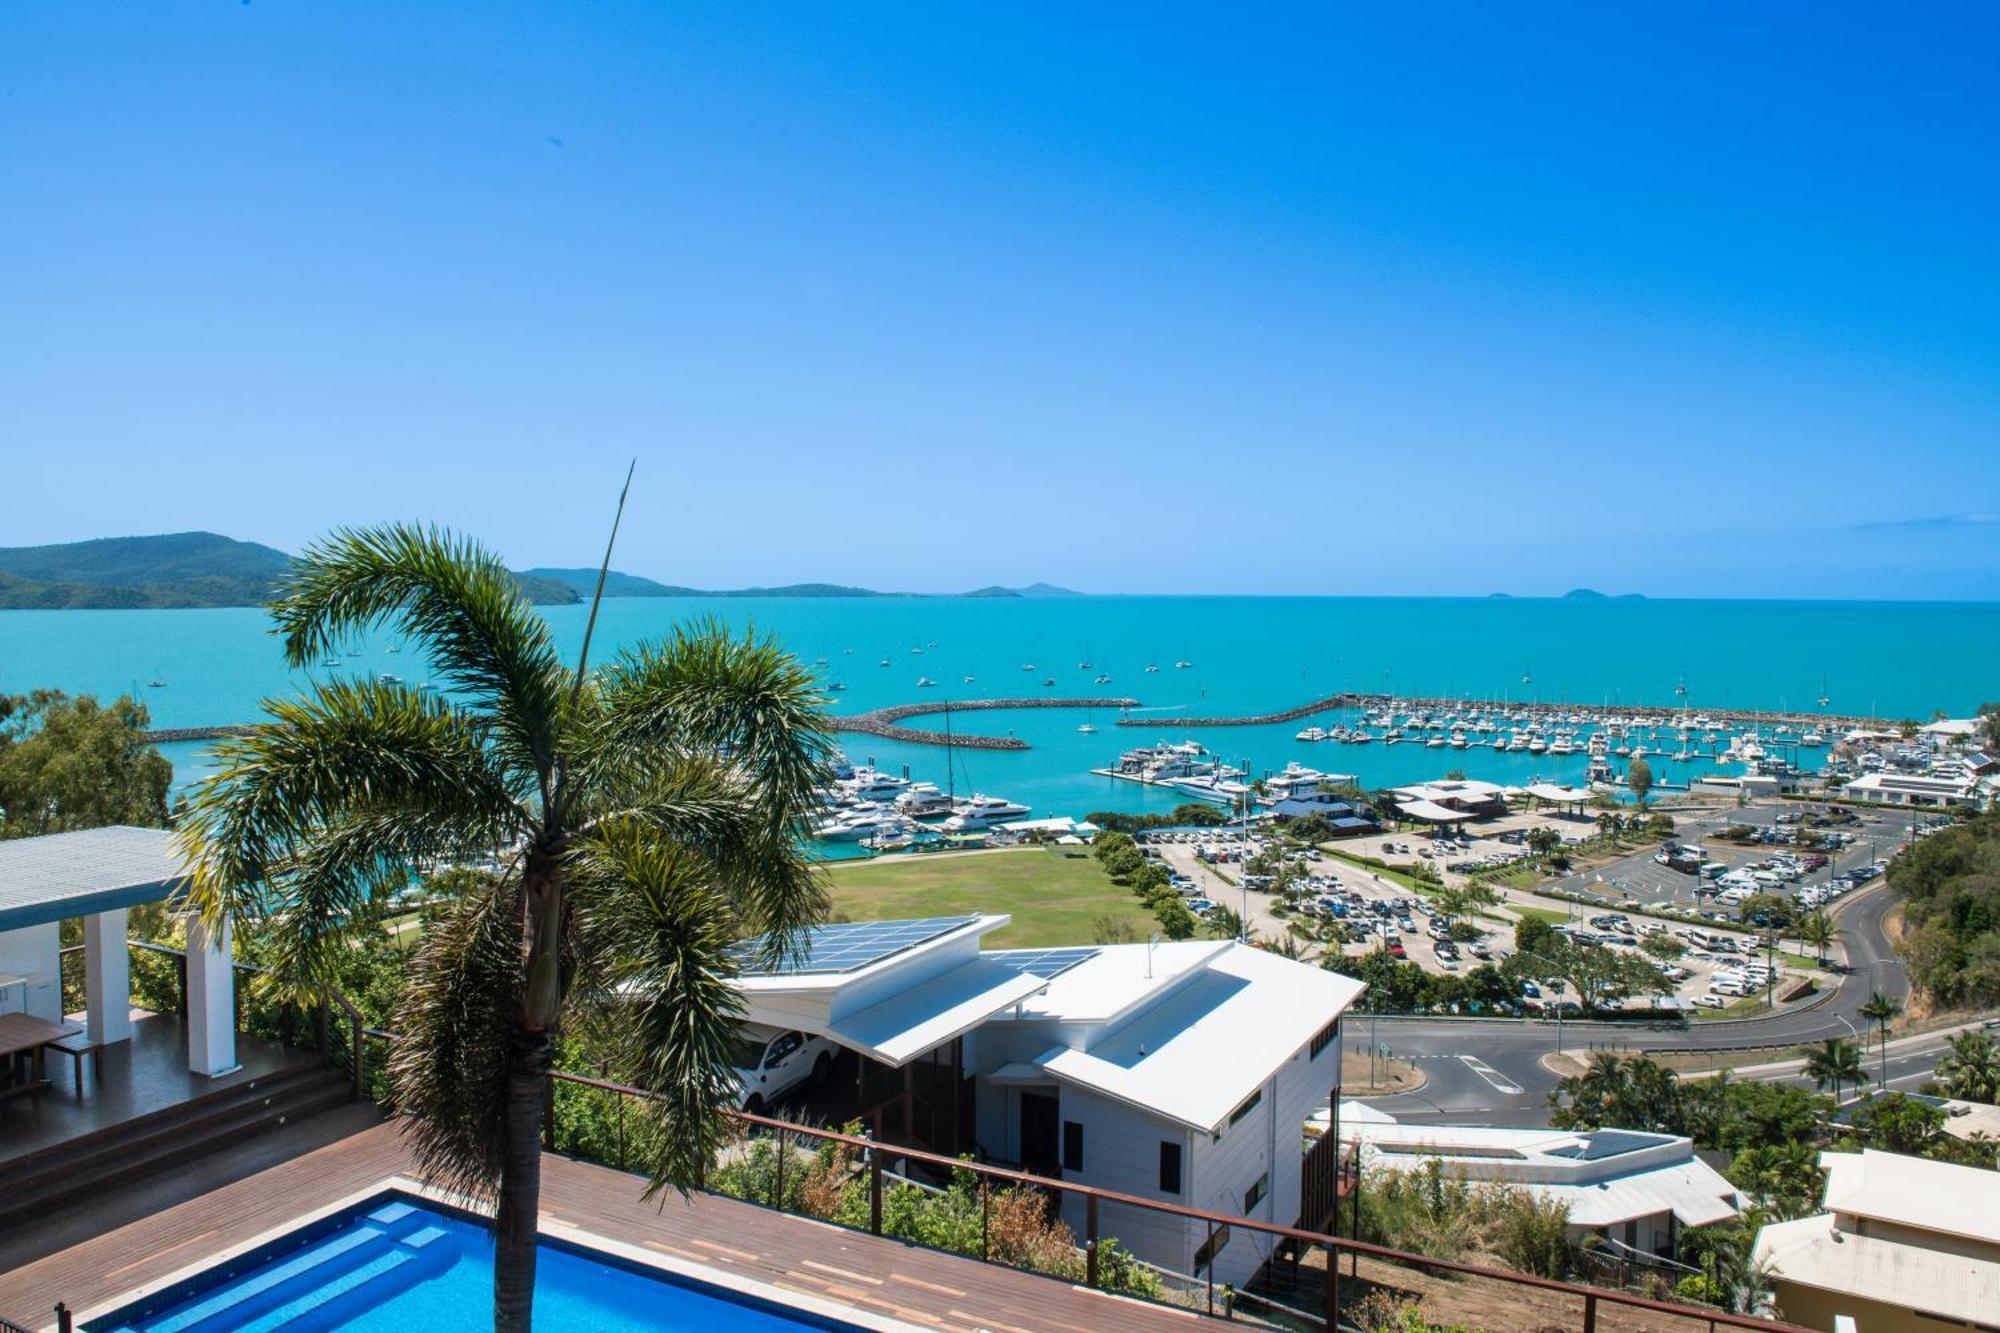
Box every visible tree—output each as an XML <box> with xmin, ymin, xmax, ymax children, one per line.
<box><xmin>1513</xmin><ymin>914</ymin><xmax>1559</xmax><ymax>958</ymax></box>
<box><xmin>0</xmin><ymin>690</ymin><xmax>172</xmax><ymax>838</ymax></box>
<box><xmin>1727</xmin><ymin>1141</ymin><xmax>1826</xmax><ymax>1220</ymax></box>
<box><xmin>1627</xmin><ymin>757</ymin><xmax>1654</xmax><ymax>807</ymax></box>
<box><xmin>1797</xmin><ymin>911</ymin><xmax>1839</xmax><ymax>966</ymax></box>
<box><xmin>1547</xmin><ymin>1053</ymin><xmax>1687</xmax><ymax>1133</ymax></box>
<box><xmin>1504</xmin><ymin>936</ymin><xmax>1660</xmax><ymax>1013</ymax></box>
<box><xmin>1936</xmin><ymin>1028</ymin><xmax>2000</xmax><ymax>1104</ymax></box>
<box><xmin>1857</xmin><ymin>992</ymin><xmax>1902</xmax><ymax>1090</ymax></box>
<box><xmin>179</xmin><ymin>524</ymin><xmax>833</xmax><ymax>1333</ymax></box>
<box><xmin>1525</xmin><ymin>826</ymin><xmax>1561</xmax><ymax>857</ymax></box>
<box><xmin>1154</xmin><ymin>896</ymin><xmax>1199</xmax><ymax>940</ymax></box>
<box><xmin>1801</xmin><ymin>1038</ymin><xmax>1866</xmax><ymax>1103</ymax></box>
<box><xmin>1640</xmin><ymin>933</ymin><xmax>1686</xmax><ymax>963</ymax></box>
<box><xmin>1203</xmin><ymin>904</ymin><xmax>1244</xmax><ymax>940</ymax></box>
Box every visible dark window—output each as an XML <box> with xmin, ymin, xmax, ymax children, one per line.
<box><xmin>1244</xmin><ymin>1172</ymin><xmax>1268</xmax><ymax>1213</ymax></box>
<box><xmin>1309</xmin><ymin>1015</ymin><xmax>1341</xmax><ymax>1061</ymax></box>
<box><xmin>1193</xmin><ymin>1223</ymin><xmax>1232</xmax><ymax>1273</ymax></box>
<box><xmin>1159</xmin><ymin>1141</ymin><xmax>1183</xmax><ymax>1194</ymax></box>
<box><xmin>1229</xmin><ymin>1089</ymin><xmax>1263</xmax><ymax>1126</ymax></box>
<box><xmin>1062</xmin><ymin>1121</ymin><xmax>1084</xmax><ymax>1173</ymax></box>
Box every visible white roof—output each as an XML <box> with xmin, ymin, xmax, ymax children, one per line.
<box><xmin>1526</xmin><ymin>783</ymin><xmax>1592</xmax><ymax>803</ymax></box>
<box><xmin>1397</xmin><ymin>799</ymin><xmax>1476</xmax><ymax>823</ymax></box>
<box><xmin>1820</xmin><ymin>1149</ymin><xmax>2000</xmax><ymax>1247</ymax></box>
<box><xmin>1756</xmin><ymin>1212</ymin><xmax>2000</xmax><ymax>1326</ymax></box>
<box><xmin>1392</xmin><ymin>779</ymin><xmax>1505</xmax><ymax>803</ymax></box>
<box><xmin>995</xmin><ymin>817</ymin><xmax>1076</xmax><ymax>834</ymax></box>
<box><xmin>1033</xmin><ymin>944</ymin><xmax>1365</xmax><ymax>1132</ymax></box>
<box><xmin>1921</xmin><ymin>718</ymin><xmax>1981</xmax><ymax>737</ymax></box>
<box><xmin>1343</xmin><ymin>1123</ymin><xmax>1739</xmax><ymax>1228</ymax></box>
<box><xmin>825</xmin><ymin>957</ymin><xmax>1049</xmax><ymax>1067</ymax></box>
<box><xmin>1003</xmin><ymin>940</ymin><xmax>1229</xmax><ymax>1026</ymax></box>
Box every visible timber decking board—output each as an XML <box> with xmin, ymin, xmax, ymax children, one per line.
<box><xmin>0</xmin><ymin>1120</ymin><xmax>1217</xmax><ymax>1332</ymax></box>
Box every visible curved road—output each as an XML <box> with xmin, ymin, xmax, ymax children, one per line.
<box><xmin>1357</xmin><ymin>881</ymin><xmax>1912</xmax><ymax>1126</ymax></box>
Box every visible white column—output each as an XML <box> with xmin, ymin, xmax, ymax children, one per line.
<box><xmin>185</xmin><ymin>914</ymin><xmax>239</xmax><ymax>1076</ymax></box>
<box><xmin>84</xmin><ymin>908</ymin><xmax>134</xmax><ymax>1044</ymax></box>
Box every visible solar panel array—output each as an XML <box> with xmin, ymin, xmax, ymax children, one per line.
<box><xmin>735</xmin><ymin>915</ymin><xmax>981</xmax><ymax>976</ymax></box>
<box><xmin>988</xmin><ymin>947</ymin><xmax>1101</xmax><ymax>980</ymax></box>
<box><xmin>1546</xmin><ymin>1129</ymin><xmax>1663</xmax><ymax>1161</ymax></box>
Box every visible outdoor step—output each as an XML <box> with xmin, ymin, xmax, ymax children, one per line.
<box><xmin>0</xmin><ymin>1074</ymin><xmax>353</xmax><ymax>1231</ymax></box>
<box><xmin>0</xmin><ymin>1061</ymin><xmax>333</xmax><ymax>1183</ymax></box>
<box><xmin>0</xmin><ymin>1064</ymin><xmax>346</xmax><ymax>1198</ymax></box>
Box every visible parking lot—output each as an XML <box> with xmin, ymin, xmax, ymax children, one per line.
<box><xmin>1133</xmin><ymin>797</ymin><xmax>1926</xmax><ymax>1014</ymax></box>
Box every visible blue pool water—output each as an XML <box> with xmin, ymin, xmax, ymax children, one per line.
<box><xmin>89</xmin><ymin>1194</ymin><xmax>862</xmax><ymax>1332</ymax></box>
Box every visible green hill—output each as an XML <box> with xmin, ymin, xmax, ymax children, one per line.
<box><xmin>0</xmin><ymin>532</ymin><xmax>577</xmax><ymax>609</ymax></box>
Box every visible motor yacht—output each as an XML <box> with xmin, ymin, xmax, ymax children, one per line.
<box><xmin>843</xmin><ymin>767</ymin><xmax>911</xmax><ymax>801</ymax></box>
<box><xmin>894</xmin><ymin>783</ymin><xmax>955</xmax><ymax>818</ymax></box>
<box><xmin>942</xmin><ymin>795</ymin><xmax>1031</xmax><ymax>831</ymax></box>
<box><xmin>1296</xmin><ymin>726</ymin><xmax>1328</xmax><ymax>742</ymax></box>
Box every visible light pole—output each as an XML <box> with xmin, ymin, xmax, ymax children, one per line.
<box><xmin>1550</xmin><ymin>979</ymin><xmax>1567</xmax><ymax>1054</ymax></box>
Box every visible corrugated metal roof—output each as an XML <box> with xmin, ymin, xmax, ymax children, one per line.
<box><xmin>1757</xmin><ymin>1212</ymin><xmax>2000</xmax><ymax>1326</ymax></box>
<box><xmin>0</xmin><ymin>825</ymin><xmax>187</xmax><ymax>931</ymax></box>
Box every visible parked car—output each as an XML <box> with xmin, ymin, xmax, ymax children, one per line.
<box><xmin>731</xmin><ymin>1025</ymin><xmax>833</xmax><ymax>1112</ymax></box>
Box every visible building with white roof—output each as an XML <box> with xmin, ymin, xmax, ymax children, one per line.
<box><xmin>1389</xmin><ymin>779</ymin><xmax>1507</xmax><ymax>821</ymax></box>
<box><xmin>1838</xmin><ymin>771</ymin><xmax>1979</xmax><ymax>809</ymax></box>
<box><xmin>729</xmin><ymin>913</ymin><xmax>1366</xmax><ymax>1289</ymax></box>
<box><xmin>1340</xmin><ymin>1118</ymin><xmax>1740</xmax><ymax>1261</ymax></box>
<box><xmin>1754</xmin><ymin>1149</ymin><xmax>2000</xmax><ymax>1332</ymax></box>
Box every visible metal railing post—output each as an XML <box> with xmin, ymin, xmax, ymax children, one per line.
<box><xmin>1583</xmin><ymin>1291</ymin><xmax>1598</xmax><ymax>1333</ymax></box>
<box><xmin>1085</xmin><ymin>1193</ymin><xmax>1100</xmax><ymax>1288</ymax></box>
<box><xmin>1205</xmin><ymin>1221</ymin><xmax>1215</xmax><ymax>1315</ymax></box>
<box><xmin>773</xmin><ymin>1127</ymin><xmax>786</xmax><ymax>1209</ymax></box>
<box><xmin>176</xmin><ymin>954</ymin><xmax>188</xmax><ymax>1016</ymax></box>
<box><xmin>868</xmin><ymin>1154</ymin><xmax>884</xmax><ymax>1235</ymax></box>
<box><xmin>55</xmin><ymin>1303</ymin><xmax>73</xmax><ymax>1333</ymax></box>
<box><xmin>350</xmin><ymin>1016</ymin><xmax>364</xmax><ymax>1099</ymax></box>
<box><xmin>616</xmin><ymin>1091</ymin><xmax>627</xmax><ymax>1168</ymax></box>
<box><xmin>1326</xmin><ymin>1241</ymin><xmax>1340</xmax><ymax>1330</ymax></box>
<box><xmin>980</xmin><ymin>1178</ymin><xmax>990</xmax><ymax>1261</ymax></box>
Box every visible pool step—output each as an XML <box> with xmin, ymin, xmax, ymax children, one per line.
<box><xmin>104</xmin><ymin>1202</ymin><xmax>457</xmax><ymax>1333</ymax></box>
<box><xmin>0</xmin><ymin>1064</ymin><xmax>354</xmax><ymax>1234</ymax></box>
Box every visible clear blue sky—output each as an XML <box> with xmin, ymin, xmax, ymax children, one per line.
<box><xmin>3</xmin><ymin>3</ymin><xmax>1997</xmax><ymax>597</ymax></box>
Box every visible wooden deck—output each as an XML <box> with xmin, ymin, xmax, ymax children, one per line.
<box><xmin>0</xmin><ymin>1120</ymin><xmax>1218</xmax><ymax>1332</ymax></box>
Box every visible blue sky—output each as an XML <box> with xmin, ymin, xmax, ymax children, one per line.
<box><xmin>3</xmin><ymin>3</ymin><xmax>1996</xmax><ymax>597</ymax></box>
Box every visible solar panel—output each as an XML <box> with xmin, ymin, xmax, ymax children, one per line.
<box><xmin>735</xmin><ymin>915</ymin><xmax>981</xmax><ymax>976</ymax></box>
<box><xmin>988</xmin><ymin>947</ymin><xmax>1101</xmax><ymax>980</ymax></box>
<box><xmin>1546</xmin><ymin>1130</ymin><xmax>1662</xmax><ymax>1161</ymax></box>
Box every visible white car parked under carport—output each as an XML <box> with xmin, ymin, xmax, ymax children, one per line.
<box><xmin>731</xmin><ymin>1023</ymin><xmax>834</xmax><ymax>1113</ymax></box>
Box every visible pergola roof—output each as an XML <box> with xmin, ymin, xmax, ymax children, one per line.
<box><xmin>0</xmin><ymin>825</ymin><xmax>188</xmax><ymax>932</ymax></box>
<box><xmin>1396</xmin><ymin>799</ymin><xmax>1476</xmax><ymax>823</ymax></box>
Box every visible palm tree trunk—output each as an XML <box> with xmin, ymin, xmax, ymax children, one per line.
<box><xmin>495</xmin><ymin>1027</ymin><xmax>553</xmax><ymax>1332</ymax></box>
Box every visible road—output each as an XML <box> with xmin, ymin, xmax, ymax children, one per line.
<box><xmin>1357</xmin><ymin>878</ymin><xmax>1916</xmax><ymax>1126</ymax></box>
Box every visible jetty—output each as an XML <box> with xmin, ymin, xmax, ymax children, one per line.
<box><xmin>833</xmin><ymin>697</ymin><xmax>1139</xmax><ymax>751</ymax></box>
<box><xmin>1114</xmin><ymin>691</ymin><xmax>1890</xmax><ymax>733</ymax></box>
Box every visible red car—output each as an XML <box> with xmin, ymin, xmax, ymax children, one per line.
<box><xmin>1388</xmin><ymin>940</ymin><xmax>1407</xmax><ymax>959</ymax></box>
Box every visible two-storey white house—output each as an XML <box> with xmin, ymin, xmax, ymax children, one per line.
<box><xmin>729</xmin><ymin>913</ymin><xmax>1365</xmax><ymax>1291</ymax></box>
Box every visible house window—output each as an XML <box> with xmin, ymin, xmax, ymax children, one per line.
<box><xmin>1062</xmin><ymin>1121</ymin><xmax>1084</xmax><ymax>1173</ymax></box>
<box><xmin>1229</xmin><ymin>1089</ymin><xmax>1262</xmax><ymax>1126</ymax></box>
<box><xmin>1159</xmin><ymin>1141</ymin><xmax>1182</xmax><ymax>1194</ymax></box>
<box><xmin>1244</xmin><ymin>1173</ymin><xmax>1268</xmax><ymax>1213</ymax></box>
<box><xmin>1309</xmin><ymin>1015</ymin><xmax>1340</xmax><ymax>1060</ymax></box>
<box><xmin>1193</xmin><ymin>1223</ymin><xmax>1232</xmax><ymax>1273</ymax></box>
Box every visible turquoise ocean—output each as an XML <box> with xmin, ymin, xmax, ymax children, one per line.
<box><xmin>3</xmin><ymin>597</ymin><xmax>1996</xmax><ymax>823</ymax></box>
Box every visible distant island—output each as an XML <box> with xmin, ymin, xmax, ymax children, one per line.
<box><xmin>0</xmin><ymin>534</ymin><xmax>1079</xmax><ymax>609</ymax></box>
<box><xmin>1562</xmin><ymin>588</ymin><xmax>1647</xmax><ymax>601</ymax></box>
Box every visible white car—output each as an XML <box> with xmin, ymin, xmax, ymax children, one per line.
<box><xmin>731</xmin><ymin>1025</ymin><xmax>833</xmax><ymax>1112</ymax></box>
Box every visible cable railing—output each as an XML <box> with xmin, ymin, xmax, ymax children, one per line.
<box><xmin>70</xmin><ymin>940</ymin><xmax>1814</xmax><ymax>1333</ymax></box>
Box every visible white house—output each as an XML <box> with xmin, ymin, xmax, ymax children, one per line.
<box><xmin>1754</xmin><ymin>1149</ymin><xmax>2000</xmax><ymax>1332</ymax></box>
<box><xmin>729</xmin><ymin>913</ymin><xmax>1365</xmax><ymax>1290</ymax></box>
<box><xmin>1339</xmin><ymin>1118</ymin><xmax>1740</xmax><ymax>1261</ymax></box>
<box><xmin>1838</xmin><ymin>772</ymin><xmax>1979</xmax><ymax>809</ymax></box>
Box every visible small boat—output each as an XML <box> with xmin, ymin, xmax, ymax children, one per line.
<box><xmin>1093</xmin><ymin>674</ymin><xmax>1113</xmax><ymax>684</ymax></box>
<box><xmin>1175</xmin><ymin>660</ymin><xmax>1193</xmax><ymax>669</ymax></box>
<box><xmin>321</xmin><ymin>659</ymin><xmax>342</xmax><ymax>668</ymax></box>
<box><xmin>910</xmin><ymin>647</ymin><xmax>924</xmax><ymax>655</ymax></box>
<box><xmin>378</xmin><ymin>673</ymin><xmax>403</xmax><ymax>685</ymax></box>
<box><xmin>829</xmin><ymin>682</ymin><xmax>847</xmax><ymax>692</ymax></box>
<box><xmin>146</xmin><ymin>679</ymin><xmax>167</xmax><ymax>688</ymax></box>
<box><xmin>1078</xmin><ymin>723</ymin><xmax>1098</xmax><ymax>734</ymax></box>
<box><xmin>1021</xmin><ymin>663</ymin><xmax>1036</xmax><ymax>671</ymax></box>
<box><xmin>1078</xmin><ymin>661</ymin><xmax>1091</xmax><ymax>670</ymax></box>
<box><xmin>1042</xmin><ymin>677</ymin><xmax>1056</xmax><ymax>686</ymax></box>
<box><xmin>962</xmin><ymin>674</ymin><xmax>976</xmax><ymax>683</ymax></box>
<box><xmin>1144</xmin><ymin>664</ymin><xmax>1161</xmax><ymax>673</ymax></box>
<box><xmin>917</xmin><ymin>676</ymin><xmax>937</xmax><ymax>688</ymax></box>
<box><xmin>814</xmin><ymin>656</ymin><xmax>829</xmax><ymax>665</ymax></box>
<box><xmin>1295</xmin><ymin>726</ymin><xmax>1327</xmax><ymax>742</ymax></box>
<box><xmin>879</xmin><ymin>658</ymin><xmax>891</xmax><ymax>667</ymax></box>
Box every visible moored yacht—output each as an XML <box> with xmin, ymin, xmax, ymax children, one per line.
<box><xmin>943</xmin><ymin>794</ymin><xmax>1031</xmax><ymax>831</ymax></box>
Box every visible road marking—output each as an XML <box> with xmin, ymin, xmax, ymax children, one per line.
<box><xmin>1458</xmin><ymin>1055</ymin><xmax>1524</xmax><ymax>1095</ymax></box>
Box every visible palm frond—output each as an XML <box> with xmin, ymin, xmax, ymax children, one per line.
<box><xmin>572</xmin><ymin>817</ymin><xmax>748</xmax><ymax>1197</ymax></box>
<box><xmin>596</xmin><ymin>618</ymin><xmax>836</xmax><ymax>832</ymax></box>
<box><xmin>176</xmin><ymin>679</ymin><xmax>520</xmax><ymax>927</ymax></box>
<box><xmin>388</xmin><ymin>877</ymin><xmax>526</xmax><ymax>1203</ymax></box>
<box><xmin>269</xmin><ymin>524</ymin><xmax>569</xmax><ymax>784</ymax></box>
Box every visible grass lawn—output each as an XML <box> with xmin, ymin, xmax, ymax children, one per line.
<box><xmin>1321</xmin><ymin>847</ymin><xmax>1434</xmax><ymax>893</ymax></box>
<box><xmin>1511</xmin><ymin>905</ymin><xmax>1571</xmax><ymax>927</ymax></box>
<box><xmin>825</xmin><ymin>847</ymin><xmax>1153</xmax><ymax>949</ymax></box>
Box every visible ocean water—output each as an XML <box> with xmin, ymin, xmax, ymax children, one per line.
<box><xmin>4</xmin><ymin>596</ymin><xmax>1996</xmax><ymax>820</ymax></box>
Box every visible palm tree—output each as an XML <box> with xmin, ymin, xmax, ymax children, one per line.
<box><xmin>179</xmin><ymin>525</ymin><xmax>832</xmax><ymax>1333</ymax></box>
<box><xmin>1796</xmin><ymin>911</ymin><xmax>1840</xmax><ymax>967</ymax></box>
<box><xmin>1802</xmin><ymin>1038</ymin><xmax>1867</xmax><ymax>1103</ymax></box>
<box><xmin>1937</xmin><ymin>1029</ymin><xmax>2000</xmax><ymax>1104</ymax></box>
<box><xmin>1857</xmin><ymin>992</ymin><xmax>1902</xmax><ymax>1090</ymax></box>
<box><xmin>1526</xmin><ymin>826</ymin><xmax>1560</xmax><ymax>857</ymax></box>
<box><xmin>1727</xmin><ymin>1141</ymin><xmax>1825</xmax><ymax>1220</ymax></box>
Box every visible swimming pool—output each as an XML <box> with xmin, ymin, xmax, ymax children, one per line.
<box><xmin>87</xmin><ymin>1191</ymin><xmax>874</xmax><ymax>1332</ymax></box>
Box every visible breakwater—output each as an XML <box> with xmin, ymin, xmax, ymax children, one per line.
<box><xmin>145</xmin><ymin>725</ymin><xmax>254</xmax><ymax>743</ymax></box>
<box><xmin>1115</xmin><ymin>692</ymin><xmax>1886</xmax><ymax>731</ymax></box>
<box><xmin>833</xmin><ymin>697</ymin><xmax>1140</xmax><ymax>751</ymax></box>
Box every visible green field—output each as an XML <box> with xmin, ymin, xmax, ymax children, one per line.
<box><xmin>825</xmin><ymin>847</ymin><xmax>1153</xmax><ymax>948</ymax></box>
<box><xmin>1511</xmin><ymin>906</ymin><xmax>1571</xmax><ymax>927</ymax></box>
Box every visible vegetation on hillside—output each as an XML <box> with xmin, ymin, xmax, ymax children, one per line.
<box><xmin>1888</xmin><ymin>809</ymin><xmax>2000</xmax><ymax>1005</ymax></box>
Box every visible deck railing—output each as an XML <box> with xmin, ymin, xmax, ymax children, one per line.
<box><xmin>79</xmin><ymin>940</ymin><xmax>1813</xmax><ymax>1333</ymax></box>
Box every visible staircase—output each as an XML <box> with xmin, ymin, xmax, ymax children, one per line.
<box><xmin>0</xmin><ymin>1063</ymin><xmax>353</xmax><ymax>1233</ymax></box>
